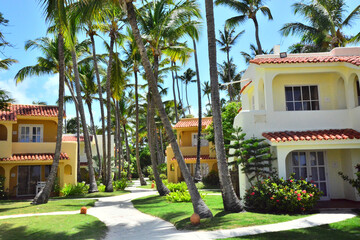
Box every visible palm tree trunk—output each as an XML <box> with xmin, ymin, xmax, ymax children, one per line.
<box><xmin>174</xmin><ymin>62</ymin><xmax>183</xmax><ymax>116</ymax></box>
<box><xmin>115</xmin><ymin>101</ymin><xmax>123</xmax><ymax>179</ymax></box>
<box><xmin>185</xmin><ymin>84</ymin><xmax>191</xmax><ymax>115</ymax></box>
<box><xmin>226</xmin><ymin>50</ymin><xmax>233</xmax><ymax>101</ymax></box>
<box><xmin>89</xmin><ymin>34</ymin><xmax>105</xmax><ymax>182</ymax></box>
<box><xmin>126</xmin><ymin>1</ymin><xmax>212</xmax><ymax>218</ymax></box>
<box><xmin>252</xmin><ymin>17</ymin><xmax>263</xmax><ymax>55</ymax></box>
<box><xmin>171</xmin><ymin>62</ymin><xmax>179</xmax><ymax>123</ymax></box>
<box><xmin>87</xmin><ymin>101</ymin><xmax>101</xmax><ymax>174</ymax></box>
<box><xmin>105</xmin><ymin>33</ymin><xmax>115</xmax><ymax>192</ymax></box>
<box><xmin>193</xmin><ymin>39</ymin><xmax>202</xmax><ymax>182</ymax></box>
<box><xmin>71</xmin><ymin>49</ymin><xmax>98</xmax><ymax>193</ymax></box>
<box><xmin>135</xmin><ymin>70</ymin><xmax>146</xmax><ymax>185</ymax></box>
<box><xmin>158</xmin><ymin>128</ymin><xmax>165</xmax><ymax>164</ymax></box>
<box><xmin>32</xmin><ymin>33</ymin><xmax>65</xmax><ymax>204</ymax></box>
<box><xmin>122</xmin><ymin>124</ymin><xmax>132</xmax><ymax>179</ymax></box>
<box><xmin>205</xmin><ymin>0</ymin><xmax>241</xmax><ymax>212</ymax></box>
<box><xmin>114</xmin><ymin>100</ymin><xmax>119</xmax><ymax>180</ymax></box>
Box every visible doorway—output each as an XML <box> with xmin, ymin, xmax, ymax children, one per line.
<box><xmin>17</xmin><ymin>166</ymin><xmax>41</xmax><ymax>196</ymax></box>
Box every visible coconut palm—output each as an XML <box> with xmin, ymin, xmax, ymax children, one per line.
<box><xmin>218</xmin><ymin>58</ymin><xmax>242</xmax><ymax>101</ymax></box>
<box><xmin>215</xmin><ymin>0</ymin><xmax>272</xmax><ymax>55</ymax></box>
<box><xmin>178</xmin><ymin>68</ymin><xmax>196</xmax><ymax>115</ymax></box>
<box><xmin>280</xmin><ymin>0</ymin><xmax>360</xmax><ymax>52</ymax></box>
<box><xmin>126</xmin><ymin>0</ymin><xmax>213</xmax><ymax>217</ymax></box>
<box><xmin>217</xmin><ymin>26</ymin><xmax>244</xmax><ymax>101</ymax></box>
<box><xmin>202</xmin><ymin>81</ymin><xmax>211</xmax><ymax>107</ymax></box>
<box><xmin>205</xmin><ymin>0</ymin><xmax>242</xmax><ymax>212</ymax></box>
<box><xmin>240</xmin><ymin>43</ymin><xmax>273</xmax><ymax>64</ymax></box>
<box><xmin>0</xmin><ymin>12</ymin><xmax>17</xmax><ymax>69</ymax></box>
<box><xmin>0</xmin><ymin>89</ymin><xmax>13</xmax><ymax>111</ymax></box>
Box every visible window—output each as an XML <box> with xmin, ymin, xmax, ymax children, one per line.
<box><xmin>356</xmin><ymin>79</ymin><xmax>360</xmax><ymax>106</ymax></box>
<box><xmin>192</xmin><ymin>133</ymin><xmax>209</xmax><ymax>147</ymax></box>
<box><xmin>285</xmin><ymin>86</ymin><xmax>319</xmax><ymax>111</ymax></box>
<box><xmin>19</xmin><ymin>125</ymin><xmax>43</xmax><ymax>142</ymax></box>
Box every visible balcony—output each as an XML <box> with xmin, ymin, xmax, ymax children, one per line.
<box><xmin>166</xmin><ymin>144</ymin><xmax>216</xmax><ymax>161</ymax></box>
<box><xmin>12</xmin><ymin>142</ymin><xmax>56</xmax><ymax>154</ymax></box>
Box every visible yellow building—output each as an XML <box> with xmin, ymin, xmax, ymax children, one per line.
<box><xmin>0</xmin><ymin>104</ymin><xmax>77</xmax><ymax>197</ymax></box>
<box><xmin>166</xmin><ymin>117</ymin><xmax>217</xmax><ymax>183</ymax></box>
<box><xmin>235</xmin><ymin>46</ymin><xmax>360</xmax><ymax>202</ymax></box>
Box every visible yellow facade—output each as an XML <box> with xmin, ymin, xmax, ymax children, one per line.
<box><xmin>0</xmin><ymin>108</ymin><xmax>77</xmax><ymax>197</ymax></box>
<box><xmin>166</xmin><ymin>118</ymin><xmax>217</xmax><ymax>183</ymax></box>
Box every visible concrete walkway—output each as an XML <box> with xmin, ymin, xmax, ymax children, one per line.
<box><xmin>0</xmin><ymin>180</ymin><xmax>357</xmax><ymax>240</ymax></box>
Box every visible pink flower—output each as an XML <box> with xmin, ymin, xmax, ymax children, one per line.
<box><xmin>309</xmin><ymin>193</ymin><xmax>313</xmax><ymax>197</ymax></box>
<box><xmin>290</xmin><ymin>180</ymin><xmax>293</xmax><ymax>182</ymax></box>
<box><xmin>297</xmin><ymin>197</ymin><xmax>301</xmax><ymax>201</ymax></box>
<box><xmin>251</xmin><ymin>192</ymin><xmax>255</xmax><ymax>196</ymax></box>
<box><xmin>297</xmin><ymin>193</ymin><xmax>301</xmax><ymax>197</ymax></box>
<box><xmin>314</xmin><ymin>184</ymin><xmax>317</xmax><ymax>187</ymax></box>
<box><xmin>276</xmin><ymin>200</ymin><xmax>279</xmax><ymax>203</ymax></box>
<box><xmin>294</xmin><ymin>191</ymin><xmax>297</xmax><ymax>194</ymax></box>
<box><xmin>302</xmin><ymin>190</ymin><xmax>306</xmax><ymax>194</ymax></box>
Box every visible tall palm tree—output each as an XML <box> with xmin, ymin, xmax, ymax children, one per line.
<box><xmin>240</xmin><ymin>43</ymin><xmax>273</xmax><ymax>64</ymax></box>
<box><xmin>202</xmin><ymin>81</ymin><xmax>211</xmax><ymax>107</ymax></box>
<box><xmin>31</xmin><ymin>0</ymin><xmax>68</xmax><ymax>204</ymax></box>
<box><xmin>178</xmin><ymin>68</ymin><xmax>196</xmax><ymax>115</ymax></box>
<box><xmin>126</xmin><ymin>0</ymin><xmax>213</xmax><ymax>218</ymax></box>
<box><xmin>218</xmin><ymin>58</ymin><xmax>242</xmax><ymax>101</ymax></box>
<box><xmin>205</xmin><ymin>0</ymin><xmax>242</xmax><ymax>212</ymax></box>
<box><xmin>0</xmin><ymin>12</ymin><xmax>18</xmax><ymax>70</ymax></box>
<box><xmin>280</xmin><ymin>0</ymin><xmax>360</xmax><ymax>52</ymax></box>
<box><xmin>0</xmin><ymin>89</ymin><xmax>14</xmax><ymax>111</ymax></box>
<box><xmin>217</xmin><ymin>26</ymin><xmax>244</xmax><ymax>101</ymax></box>
<box><xmin>215</xmin><ymin>0</ymin><xmax>273</xmax><ymax>55</ymax></box>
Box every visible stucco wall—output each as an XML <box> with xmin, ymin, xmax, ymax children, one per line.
<box><xmin>13</xmin><ymin>119</ymin><xmax>58</xmax><ymax>142</ymax></box>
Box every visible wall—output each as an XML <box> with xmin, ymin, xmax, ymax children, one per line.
<box><xmin>13</xmin><ymin>119</ymin><xmax>58</xmax><ymax>142</ymax></box>
<box><xmin>0</xmin><ymin>122</ymin><xmax>12</xmax><ymax>158</ymax></box>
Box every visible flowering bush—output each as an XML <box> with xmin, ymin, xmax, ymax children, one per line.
<box><xmin>244</xmin><ymin>174</ymin><xmax>322</xmax><ymax>213</ymax></box>
<box><xmin>60</xmin><ymin>182</ymin><xmax>89</xmax><ymax>197</ymax></box>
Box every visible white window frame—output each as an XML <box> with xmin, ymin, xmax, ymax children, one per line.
<box><xmin>285</xmin><ymin>85</ymin><xmax>320</xmax><ymax>111</ymax></box>
<box><xmin>191</xmin><ymin>133</ymin><xmax>209</xmax><ymax>147</ymax></box>
<box><xmin>18</xmin><ymin>124</ymin><xmax>44</xmax><ymax>142</ymax></box>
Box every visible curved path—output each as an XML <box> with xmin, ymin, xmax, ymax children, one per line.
<box><xmin>0</xmin><ymin>180</ymin><xmax>356</xmax><ymax>240</ymax></box>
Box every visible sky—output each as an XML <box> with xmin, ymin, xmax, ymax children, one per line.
<box><xmin>1</xmin><ymin>0</ymin><xmax>360</xmax><ymax>127</ymax></box>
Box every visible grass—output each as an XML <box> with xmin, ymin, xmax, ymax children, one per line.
<box><xmin>0</xmin><ymin>214</ymin><xmax>107</xmax><ymax>240</ymax></box>
<box><xmin>224</xmin><ymin>214</ymin><xmax>360</xmax><ymax>240</ymax></box>
<box><xmin>132</xmin><ymin>194</ymin><xmax>309</xmax><ymax>231</ymax></box>
<box><xmin>0</xmin><ymin>199</ymin><xmax>96</xmax><ymax>216</ymax></box>
<box><xmin>53</xmin><ymin>190</ymin><xmax>129</xmax><ymax>199</ymax></box>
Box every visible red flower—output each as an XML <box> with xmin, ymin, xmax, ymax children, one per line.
<box><xmin>297</xmin><ymin>197</ymin><xmax>301</xmax><ymax>201</ymax></box>
<box><xmin>297</xmin><ymin>193</ymin><xmax>301</xmax><ymax>197</ymax></box>
<box><xmin>284</xmin><ymin>196</ymin><xmax>288</xmax><ymax>200</ymax></box>
<box><xmin>302</xmin><ymin>190</ymin><xmax>306</xmax><ymax>194</ymax></box>
<box><xmin>251</xmin><ymin>192</ymin><xmax>255</xmax><ymax>196</ymax></box>
<box><xmin>270</xmin><ymin>197</ymin><xmax>274</xmax><ymax>200</ymax></box>
<box><xmin>276</xmin><ymin>200</ymin><xmax>279</xmax><ymax>203</ymax></box>
<box><xmin>301</xmin><ymin>207</ymin><xmax>305</xmax><ymax>211</ymax></box>
<box><xmin>309</xmin><ymin>193</ymin><xmax>313</xmax><ymax>197</ymax></box>
<box><xmin>294</xmin><ymin>191</ymin><xmax>297</xmax><ymax>194</ymax></box>
<box><xmin>290</xmin><ymin>180</ymin><xmax>293</xmax><ymax>182</ymax></box>
<box><xmin>314</xmin><ymin>184</ymin><xmax>317</xmax><ymax>187</ymax></box>
<box><xmin>311</xmin><ymin>180</ymin><xmax>314</xmax><ymax>183</ymax></box>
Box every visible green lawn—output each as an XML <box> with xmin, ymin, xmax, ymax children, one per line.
<box><xmin>0</xmin><ymin>214</ymin><xmax>107</xmax><ymax>240</ymax></box>
<box><xmin>54</xmin><ymin>190</ymin><xmax>129</xmax><ymax>199</ymax></box>
<box><xmin>224</xmin><ymin>215</ymin><xmax>360</xmax><ymax>240</ymax></box>
<box><xmin>0</xmin><ymin>199</ymin><xmax>96</xmax><ymax>216</ymax></box>
<box><xmin>132</xmin><ymin>195</ymin><xmax>309</xmax><ymax>231</ymax></box>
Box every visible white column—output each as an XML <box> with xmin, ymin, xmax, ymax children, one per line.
<box><xmin>276</xmin><ymin>147</ymin><xmax>291</xmax><ymax>179</ymax></box>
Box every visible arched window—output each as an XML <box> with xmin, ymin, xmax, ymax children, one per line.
<box><xmin>356</xmin><ymin>76</ymin><xmax>360</xmax><ymax>106</ymax></box>
<box><xmin>64</xmin><ymin>165</ymin><xmax>72</xmax><ymax>175</ymax></box>
<box><xmin>0</xmin><ymin>124</ymin><xmax>7</xmax><ymax>141</ymax></box>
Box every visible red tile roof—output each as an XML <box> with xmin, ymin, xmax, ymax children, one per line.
<box><xmin>0</xmin><ymin>104</ymin><xmax>63</xmax><ymax>122</ymax></box>
<box><xmin>172</xmin><ymin>155</ymin><xmax>211</xmax><ymax>161</ymax></box>
<box><xmin>0</xmin><ymin>153</ymin><xmax>69</xmax><ymax>161</ymax></box>
<box><xmin>80</xmin><ymin>162</ymin><xmax>88</xmax><ymax>166</ymax></box>
<box><xmin>62</xmin><ymin>135</ymin><xmax>93</xmax><ymax>142</ymax></box>
<box><xmin>262</xmin><ymin>129</ymin><xmax>360</xmax><ymax>143</ymax></box>
<box><xmin>173</xmin><ymin>117</ymin><xmax>213</xmax><ymax>129</ymax></box>
<box><xmin>250</xmin><ymin>56</ymin><xmax>360</xmax><ymax>66</ymax></box>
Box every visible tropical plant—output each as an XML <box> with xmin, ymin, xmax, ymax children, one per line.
<box><xmin>215</xmin><ymin>0</ymin><xmax>273</xmax><ymax>55</ymax></box>
<box><xmin>338</xmin><ymin>164</ymin><xmax>360</xmax><ymax>195</ymax></box>
<box><xmin>178</xmin><ymin>68</ymin><xmax>196</xmax><ymax>115</ymax></box>
<box><xmin>0</xmin><ymin>12</ymin><xmax>17</xmax><ymax>70</ymax></box>
<box><xmin>281</xmin><ymin>0</ymin><xmax>360</xmax><ymax>52</ymax></box>
<box><xmin>240</xmin><ymin>43</ymin><xmax>273</xmax><ymax>64</ymax></box>
<box><xmin>218</xmin><ymin>59</ymin><xmax>242</xmax><ymax>101</ymax></box>
<box><xmin>60</xmin><ymin>182</ymin><xmax>89</xmax><ymax>197</ymax></box>
<box><xmin>0</xmin><ymin>89</ymin><xmax>13</xmax><ymax>111</ymax></box>
<box><xmin>205</xmin><ymin>0</ymin><xmax>242</xmax><ymax>212</ymax></box>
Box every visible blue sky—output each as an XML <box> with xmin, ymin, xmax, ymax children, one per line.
<box><xmin>1</xmin><ymin>0</ymin><xmax>359</xmax><ymax>126</ymax></box>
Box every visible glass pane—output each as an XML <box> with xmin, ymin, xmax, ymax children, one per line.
<box><xmin>311</xmin><ymin>167</ymin><xmax>318</xmax><ymax>181</ymax></box>
<box><xmin>286</xmin><ymin>102</ymin><xmax>294</xmax><ymax>111</ymax></box>
<box><xmin>26</xmin><ymin>127</ymin><xmax>29</xmax><ymax>134</ymax></box>
<box><xmin>302</xmin><ymin>86</ymin><xmax>310</xmax><ymax>100</ymax></box>
<box><xmin>310</xmin><ymin>86</ymin><xmax>319</xmax><ymax>100</ymax></box>
<box><xmin>293</xmin><ymin>167</ymin><xmax>299</xmax><ymax>179</ymax></box>
<box><xmin>318</xmin><ymin>152</ymin><xmax>324</xmax><ymax>165</ymax></box>
<box><xmin>37</xmin><ymin>127</ymin><xmax>41</xmax><ymax>135</ymax></box>
<box><xmin>303</xmin><ymin>101</ymin><xmax>311</xmax><ymax>110</ymax></box>
<box><xmin>32</xmin><ymin>136</ymin><xmax>36</xmax><ymax>142</ymax></box>
<box><xmin>292</xmin><ymin>153</ymin><xmax>299</xmax><ymax>166</ymax></box>
<box><xmin>21</xmin><ymin>127</ymin><xmax>25</xmax><ymax>134</ymax></box>
<box><xmin>294</xmin><ymin>87</ymin><xmax>301</xmax><ymax>101</ymax></box>
<box><xmin>319</xmin><ymin>167</ymin><xmax>326</xmax><ymax>181</ymax></box>
<box><xmin>25</xmin><ymin>136</ymin><xmax>29</xmax><ymax>142</ymax></box>
<box><xmin>320</xmin><ymin>182</ymin><xmax>327</xmax><ymax>196</ymax></box>
<box><xmin>33</xmin><ymin>127</ymin><xmax>36</xmax><ymax>135</ymax></box>
<box><xmin>285</xmin><ymin>87</ymin><xmax>293</xmax><ymax>101</ymax></box>
<box><xmin>295</xmin><ymin>102</ymin><xmax>303</xmax><ymax>111</ymax></box>
<box><xmin>300</xmin><ymin>167</ymin><xmax>307</xmax><ymax>179</ymax></box>
<box><xmin>311</xmin><ymin>101</ymin><xmax>319</xmax><ymax>110</ymax></box>
<box><xmin>45</xmin><ymin>165</ymin><xmax>51</xmax><ymax>179</ymax></box>
<box><xmin>310</xmin><ymin>152</ymin><xmax>317</xmax><ymax>166</ymax></box>
<box><xmin>300</xmin><ymin>152</ymin><xmax>306</xmax><ymax>166</ymax></box>
<box><xmin>17</xmin><ymin>166</ymin><xmax>29</xmax><ymax>195</ymax></box>
<box><xmin>36</xmin><ymin>136</ymin><xmax>41</xmax><ymax>142</ymax></box>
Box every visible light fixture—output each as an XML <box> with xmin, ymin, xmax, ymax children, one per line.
<box><xmin>280</xmin><ymin>52</ymin><xmax>287</xmax><ymax>58</ymax></box>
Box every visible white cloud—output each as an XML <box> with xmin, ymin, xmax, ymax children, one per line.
<box><xmin>43</xmin><ymin>74</ymin><xmax>59</xmax><ymax>97</ymax></box>
<box><xmin>0</xmin><ymin>78</ymin><xmax>33</xmax><ymax>104</ymax></box>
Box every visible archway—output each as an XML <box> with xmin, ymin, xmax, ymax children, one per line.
<box><xmin>0</xmin><ymin>124</ymin><xmax>7</xmax><ymax>141</ymax></box>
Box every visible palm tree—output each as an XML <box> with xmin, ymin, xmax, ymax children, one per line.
<box><xmin>0</xmin><ymin>89</ymin><xmax>14</xmax><ymax>111</ymax></box>
<box><xmin>178</xmin><ymin>68</ymin><xmax>196</xmax><ymax>115</ymax></box>
<box><xmin>280</xmin><ymin>1</ymin><xmax>360</xmax><ymax>52</ymax></box>
<box><xmin>215</xmin><ymin>0</ymin><xmax>273</xmax><ymax>55</ymax></box>
<box><xmin>202</xmin><ymin>81</ymin><xmax>211</xmax><ymax>107</ymax></box>
<box><xmin>217</xmin><ymin>26</ymin><xmax>244</xmax><ymax>101</ymax></box>
<box><xmin>205</xmin><ymin>0</ymin><xmax>242</xmax><ymax>212</ymax></box>
<box><xmin>0</xmin><ymin>12</ymin><xmax>17</xmax><ymax>70</ymax></box>
<box><xmin>126</xmin><ymin>0</ymin><xmax>213</xmax><ymax>218</ymax></box>
<box><xmin>31</xmin><ymin>0</ymin><xmax>68</xmax><ymax>204</ymax></box>
<box><xmin>240</xmin><ymin>43</ymin><xmax>273</xmax><ymax>64</ymax></box>
<box><xmin>218</xmin><ymin>58</ymin><xmax>242</xmax><ymax>101</ymax></box>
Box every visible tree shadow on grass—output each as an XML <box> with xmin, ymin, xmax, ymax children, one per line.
<box><xmin>0</xmin><ymin>219</ymin><xmax>107</xmax><ymax>240</ymax></box>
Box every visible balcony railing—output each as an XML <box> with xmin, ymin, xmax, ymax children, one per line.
<box><xmin>12</xmin><ymin>142</ymin><xmax>56</xmax><ymax>154</ymax></box>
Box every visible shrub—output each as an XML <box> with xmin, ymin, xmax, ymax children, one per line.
<box><xmin>113</xmin><ymin>178</ymin><xmax>127</xmax><ymax>191</ymax></box>
<box><xmin>244</xmin><ymin>174</ymin><xmax>322</xmax><ymax>214</ymax></box>
<box><xmin>157</xmin><ymin>163</ymin><xmax>167</xmax><ymax>175</ymax></box>
<box><xmin>0</xmin><ymin>175</ymin><xmax>7</xmax><ymax>200</ymax></box>
<box><xmin>60</xmin><ymin>182</ymin><xmax>89</xmax><ymax>197</ymax></box>
<box><xmin>166</xmin><ymin>191</ymin><xmax>192</xmax><ymax>202</ymax></box>
<box><xmin>203</xmin><ymin>170</ymin><xmax>219</xmax><ymax>186</ymax></box>
<box><xmin>98</xmin><ymin>184</ymin><xmax>106</xmax><ymax>192</ymax></box>
<box><xmin>159</xmin><ymin>174</ymin><xmax>167</xmax><ymax>180</ymax></box>
<box><xmin>166</xmin><ymin>182</ymin><xmax>187</xmax><ymax>192</ymax></box>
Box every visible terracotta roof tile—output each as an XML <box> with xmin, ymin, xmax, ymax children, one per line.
<box><xmin>172</xmin><ymin>155</ymin><xmax>211</xmax><ymax>161</ymax></box>
<box><xmin>0</xmin><ymin>104</ymin><xmax>63</xmax><ymax>122</ymax></box>
<box><xmin>0</xmin><ymin>153</ymin><xmax>69</xmax><ymax>161</ymax></box>
<box><xmin>262</xmin><ymin>129</ymin><xmax>360</xmax><ymax>143</ymax></box>
<box><xmin>173</xmin><ymin>117</ymin><xmax>213</xmax><ymax>129</ymax></box>
<box><xmin>62</xmin><ymin>135</ymin><xmax>93</xmax><ymax>142</ymax></box>
<box><xmin>250</xmin><ymin>56</ymin><xmax>360</xmax><ymax>66</ymax></box>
